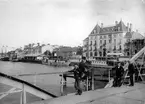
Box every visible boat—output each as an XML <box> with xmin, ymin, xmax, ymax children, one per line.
<box><xmin>11</xmin><ymin>58</ymin><xmax>19</xmax><ymax>62</ymax></box>
<box><xmin>1</xmin><ymin>57</ymin><xmax>9</xmax><ymax>61</ymax></box>
<box><xmin>42</xmin><ymin>57</ymin><xmax>70</xmax><ymax>67</ymax></box>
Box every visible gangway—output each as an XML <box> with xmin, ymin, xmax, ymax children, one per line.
<box><xmin>105</xmin><ymin>46</ymin><xmax>145</xmax><ymax>88</ymax></box>
<box><xmin>0</xmin><ymin>72</ymin><xmax>57</xmax><ymax>103</ymax></box>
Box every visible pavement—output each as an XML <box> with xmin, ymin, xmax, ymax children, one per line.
<box><xmin>28</xmin><ymin>82</ymin><xmax>145</xmax><ymax>104</ymax></box>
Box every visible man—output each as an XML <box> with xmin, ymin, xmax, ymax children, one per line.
<box><xmin>74</xmin><ymin>57</ymin><xmax>89</xmax><ymax>95</ymax></box>
<box><xmin>79</xmin><ymin>57</ymin><xmax>89</xmax><ymax>80</ymax></box>
<box><xmin>73</xmin><ymin>64</ymin><xmax>82</xmax><ymax>95</ymax></box>
<box><xmin>128</xmin><ymin>61</ymin><xmax>135</xmax><ymax>86</ymax></box>
<box><xmin>113</xmin><ymin>62</ymin><xmax>124</xmax><ymax>87</ymax></box>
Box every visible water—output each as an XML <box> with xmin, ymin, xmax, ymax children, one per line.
<box><xmin>0</xmin><ymin>61</ymin><xmax>75</xmax><ymax>104</ymax></box>
<box><xmin>0</xmin><ymin>61</ymin><xmax>107</xmax><ymax>104</ymax></box>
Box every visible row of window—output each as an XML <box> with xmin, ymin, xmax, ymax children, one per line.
<box><xmin>89</xmin><ymin>45</ymin><xmax>122</xmax><ymax>51</ymax></box>
<box><xmin>92</xmin><ymin>27</ymin><xmax>121</xmax><ymax>34</ymax></box>
<box><xmin>89</xmin><ymin>34</ymin><xmax>122</xmax><ymax>41</ymax></box>
<box><xmin>89</xmin><ymin>39</ymin><xmax>121</xmax><ymax>45</ymax></box>
<box><xmin>89</xmin><ymin>51</ymin><xmax>107</xmax><ymax>57</ymax></box>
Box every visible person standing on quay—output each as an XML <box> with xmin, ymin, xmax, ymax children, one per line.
<box><xmin>128</xmin><ymin>61</ymin><xmax>135</xmax><ymax>86</ymax></box>
<box><xmin>113</xmin><ymin>62</ymin><xmax>124</xmax><ymax>87</ymax></box>
<box><xmin>74</xmin><ymin>57</ymin><xmax>88</xmax><ymax>95</ymax></box>
<box><xmin>73</xmin><ymin>64</ymin><xmax>82</xmax><ymax>95</ymax></box>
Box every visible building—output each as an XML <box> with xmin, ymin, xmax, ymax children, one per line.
<box><xmin>83</xmin><ymin>20</ymin><xmax>135</xmax><ymax>58</ymax></box>
<box><xmin>53</xmin><ymin>46</ymin><xmax>82</xmax><ymax>59</ymax></box>
<box><xmin>124</xmin><ymin>31</ymin><xmax>145</xmax><ymax>57</ymax></box>
<box><xmin>83</xmin><ymin>37</ymin><xmax>89</xmax><ymax>58</ymax></box>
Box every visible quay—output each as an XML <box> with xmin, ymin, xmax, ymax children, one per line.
<box><xmin>28</xmin><ymin>82</ymin><xmax>145</xmax><ymax>104</ymax></box>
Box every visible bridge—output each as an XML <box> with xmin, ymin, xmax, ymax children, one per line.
<box><xmin>0</xmin><ymin>72</ymin><xmax>57</xmax><ymax>104</ymax></box>
<box><xmin>27</xmin><ymin>82</ymin><xmax>145</xmax><ymax>104</ymax></box>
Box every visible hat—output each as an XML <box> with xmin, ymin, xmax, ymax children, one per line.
<box><xmin>82</xmin><ymin>56</ymin><xmax>86</xmax><ymax>60</ymax></box>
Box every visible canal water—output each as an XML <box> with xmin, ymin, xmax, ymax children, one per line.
<box><xmin>0</xmin><ymin>61</ymin><xmax>107</xmax><ymax>104</ymax></box>
<box><xmin>0</xmin><ymin>61</ymin><xmax>76</xmax><ymax>104</ymax></box>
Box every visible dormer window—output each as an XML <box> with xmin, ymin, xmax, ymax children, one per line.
<box><xmin>94</xmin><ymin>30</ymin><xmax>96</xmax><ymax>33</ymax></box>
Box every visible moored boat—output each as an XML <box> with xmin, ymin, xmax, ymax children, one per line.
<box><xmin>1</xmin><ymin>57</ymin><xmax>9</xmax><ymax>61</ymax></box>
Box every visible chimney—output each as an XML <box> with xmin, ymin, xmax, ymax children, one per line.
<box><xmin>101</xmin><ymin>23</ymin><xmax>103</xmax><ymax>28</ymax></box>
<box><xmin>37</xmin><ymin>43</ymin><xmax>40</xmax><ymax>46</ymax></box>
<box><xmin>127</xmin><ymin>23</ymin><xmax>129</xmax><ymax>32</ymax></box>
<box><xmin>115</xmin><ymin>21</ymin><xmax>118</xmax><ymax>25</ymax></box>
<box><xmin>130</xmin><ymin>23</ymin><xmax>132</xmax><ymax>32</ymax></box>
<box><xmin>136</xmin><ymin>30</ymin><xmax>138</xmax><ymax>33</ymax></box>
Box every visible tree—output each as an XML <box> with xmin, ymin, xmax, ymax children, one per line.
<box><xmin>44</xmin><ymin>50</ymin><xmax>52</xmax><ymax>56</ymax></box>
<box><xmin>76</xmin><ymin>47</ymin><xmax>83</xmax><ymax>55</ymax></box>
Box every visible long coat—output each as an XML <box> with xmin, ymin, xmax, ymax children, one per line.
<box><xmin>128</xmin><ymin>63</ymin><xmax>135</xmax><ymax>75</ymax></box>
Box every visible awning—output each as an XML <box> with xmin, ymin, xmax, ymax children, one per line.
<box><xmin>107</xmin><ymin>53</ymin><xmax>124</xmax><ymax>56</ymax></box>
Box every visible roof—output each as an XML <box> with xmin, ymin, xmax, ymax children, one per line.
<box><xmin>83</xmin><ymin>37</ymin><xmax>89</xmax><ymax>41</ymax></box>
<box><xmin>89</xmin><ymin>20</ymin><xmax>128</xmax><ymax>36</ymax></box>
<box><xmin>124</xmin><ymin>31</ymin><xmax>145</xmax><ymax>40</ymax></box>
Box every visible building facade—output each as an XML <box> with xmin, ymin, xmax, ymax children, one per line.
<box><xmin>124</xmin><ymin>31</ymin><xmax>145</xmax><ymax>57</ymax></box>
<box><xmin>83</xmin><ymin>20</ymin><xmax>134</xmax><ymax>58</ymax></box>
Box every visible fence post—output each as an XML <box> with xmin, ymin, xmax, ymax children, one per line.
<box><xmin>108</xmin><ymin>68</ymin><xmax>110</xmax><ymax>81</ymax></box>
<box><xmin>34</xmin><ymin>72</ymin><xmax>37</xmax><ymax>85</ymax></box>
<box><xmin>91</xmin><ymin>68</ymin><xmax>94</xmax><ymax>90</ymax></box>
<box><xmin>20</xmin><ymin>83</ymin><xmax>26</xmax><ymax>104</ymax></box>
<box><xmin>60</xmin><ymin>73</ymin><xmax>64</xmax><ymax>96</ymax></box>
<box><xmin>86</xmin><ymin>76</ymin><xmax>89</xmax><ymax>91</ymax></box>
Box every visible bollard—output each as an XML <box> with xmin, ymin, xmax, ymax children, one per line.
<box><xmin>20</xmin><ymin>83</ymin><xmax>26</xmax><ymax>104</ymax></box>
<box><xmin>34</xmin><ymin>73</ymin><xmax>37</xmax><ymax>86</ymax></box>
<box><xmin>86</xmin><ymin>76</ymin><xmax>89</xmax><ymax>91</ymax></box>
<box><xmin>108</xmin><ymin>69</ymin><xmax>110</xmax><ymax>81</ymax></box>
<box><xmin>91</xmin><ymin>68</ymin><xmax>94</xmax><ymax>90</ymax></box>
<box><xmin>60</xmin><ymin>73</ymin><xmax>64</xmax><ymax>96</ymax></box>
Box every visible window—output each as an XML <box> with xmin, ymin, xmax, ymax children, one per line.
<box><xmin>94</xmin><ymin>52</ymin><xmax>97</xmax><ymax>56</ymax></box>
<box><xmin>100</xmin><ymin>40</ymin><xmax>102</xmax><ymax>44</ymax></box>
<box><xmin>99</xmin><ymin>52</ymin><xmax>102</xmax><ymax>57</ymax></box>
<box><xmin>90</xmin><ymin>52</ymin><xmax>93</xmax><ymax>57</ymax></box>
<box><xmin>114</xmin><ymin>39</ymin><xmax>116</xmax><ymax>44</ymax></box>
<box><xmin>114</xmin><ymin>34</ymin><xmax>116</xmax><ymax>38</ymax></box>
<box><xmin>94</xmin><ymin>30</ymin><xmax>96</xmax><ymax>33</ymax></box>
<box><xmin>100</xmin><ymin>36</ymin><xmax>102</xmax><ymax>39</ymax></box>
<box><xmin>104</xmin><ymin>35</ymin><xmax>106</xmax><ymax>38</ymax></box>
<box><xmin>94</xmin><ymin>41</ymin><xmax>97</xmax><ymax>45</ymax></box>
<box><xmin>104</xmin><ymin>40</ymin><xmax>106</xmax><ymax>44</ymax></box>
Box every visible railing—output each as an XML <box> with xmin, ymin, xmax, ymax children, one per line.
<box><xmin>105</xmin><ymin>46</ymin><xmax>145</xmax><ymax>88</ymax></box>
<box><xmin>0</xmin><ymin>65</ymin><xmax>114</xmax><ymax>104</ymax></box>
<box><xmin>0</xmin><ymin>72</ymin><xmax>58</xmax><ymax>104</ymax></box>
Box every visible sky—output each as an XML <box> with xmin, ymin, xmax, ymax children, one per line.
<box><xmin>0</xmin><ymin>0</ymin><xmax>145</xmax><ymax>51</ymax></box>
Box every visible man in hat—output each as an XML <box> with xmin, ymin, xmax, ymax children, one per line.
<box><xmin>74</xmin><ymin>56</ymin><xmax>89</xmax><ymax>95</ymax></box>
<box><xmin>113</xmin><ymin>62</ymin><xmax>124</xmax><ymax>87</ymax></box>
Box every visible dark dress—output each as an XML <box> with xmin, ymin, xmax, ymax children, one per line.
<box><xmin>113</xmin><ymin>66</ymin><xmax>124</xmax><ymax>87</ymax></box>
